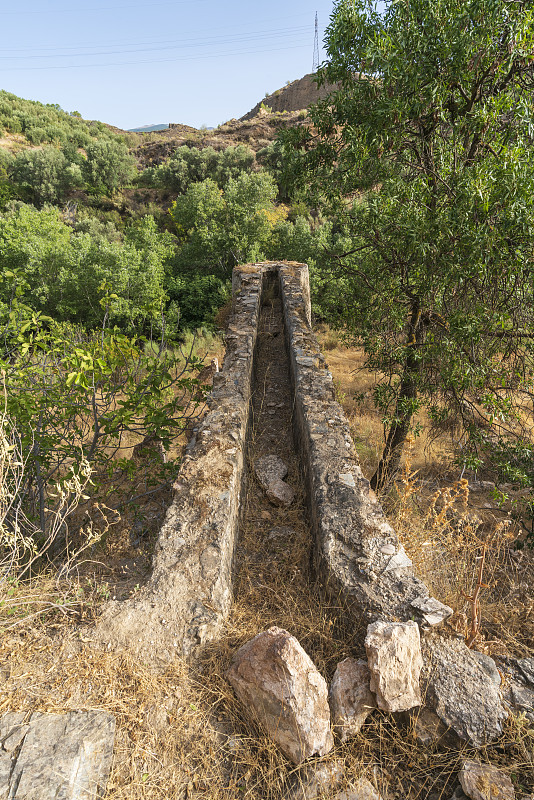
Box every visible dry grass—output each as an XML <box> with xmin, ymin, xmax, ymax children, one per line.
<box><xmin>317</xmin><ymin>327</ymin><xmax>534</xmax><ymax>660</ymax></box>
<box><xmin>0</xmin><ymin>324</ymin><xmax>533</xmax><ymax>799</ymax></box>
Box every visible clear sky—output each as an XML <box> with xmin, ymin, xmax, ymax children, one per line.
<box><xmin>0</xmin><ymin>0</ymin><xmax>338</xmax><ymax>130</ymax></box>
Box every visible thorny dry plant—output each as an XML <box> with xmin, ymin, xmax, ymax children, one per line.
<box><xmin>390</xmin><ymin>449</ymin><xmax>534</xmax><ymax>656</ymax></box>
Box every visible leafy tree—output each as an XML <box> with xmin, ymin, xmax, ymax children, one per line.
<box><xmin>9</xmin><ymin>147</ymin><xmax>83</xmax><ymax>205</ymax></box>
<box><xmin>283</xmin><ymin>0</ymin><xmax>534</xmax><ymax>490</ymax></box>
<box><xmin>0</xmin><ymin>297</ymin><xmax>202</xmax><ymax>567</ymax></box>
<box><xmin>0</xmin><ymin>205</ymin><xmax>173</xmax><ymax>329</ymax></box>
<box><xmin>83</xmin><ymin>139</ymin><xmax>136</xmax><ymax>194</ymax></box>
<box><xmin>169</xmin><ymin>171</ymin><xmax>284</xmax><ymax>276</ymax></box>
<box><xmin>140</xmin><ymin>144</ymin><xmax>255</xmax><ymax>194</ymax></box>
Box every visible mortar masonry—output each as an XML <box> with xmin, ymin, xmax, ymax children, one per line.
<box><xmin>93</xmin><ymin>261</ymin><xmax>508</xmax><ymax>746</ymax></box>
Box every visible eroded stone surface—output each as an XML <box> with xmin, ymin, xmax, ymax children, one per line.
<box><xmin>458</xmin><ymin>761</ymin><xmax>515</xmax><ymax>800</ymax></box>
<box><xmin>0</xmin><ymin>710</ymin><xmax>115</xmax><ymax>800</ymax></box>
<box><xmin>329</xmin><ymin>658</ymin><xmax>376</xmax><ymax>741</ymax></box>
<box><xmin>93</xmin><ymin>266</ymin><xmax>264</xmax><ymax>665</ymax></box>
<box><xmin>255</xmin><ymin>455</ymin><xmax>295</xmax><ymax>506</ymax></box>
<box><xmin>422</xmin><ymin>635</ymin><xmax>508</xmax><ymax>746</ymax></box>
<box><xmin>226</xmin><ymin>626</ymin><xmax>334</xmax><ymax>764</ymax></box>
<box><xmin>365</xmin><ymin>621</ymin><xmax>422</xmax><ymax>712</ymax></box>
<box><xmin>288</xmin><ymin>760</ymin><xmax>345</xmax><ymax>800</ymax></box>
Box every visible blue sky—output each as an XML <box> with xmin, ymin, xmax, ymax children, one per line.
<box><xmin>0</xmin><ymin>0</ymin><xmax>338</xmax><ymax>130</ymax></box>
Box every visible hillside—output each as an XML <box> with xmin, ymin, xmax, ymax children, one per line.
<box><xmin>241</xmin><ymin>72</ymin><xmax>339</xmax><ymax>120</ymax></box>
<box><xmin>131</xmin><ymin>110</ymin><xmax>308</xmax><ymax>168</ymax></box>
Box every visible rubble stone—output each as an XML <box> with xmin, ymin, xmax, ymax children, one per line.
<box><xmin>288</xmin><ymin>760</ymin><xmax>344</xmax><ymax>800</ymax></box>
<box><xmin>329</xmin><ymin>658</ymin><xmax>376</xmax><ymax>741</ymax></box>
<box><xmin>0</xmin><ymin>710</ymin><xmax>115</xmax><ymax>800</ymax></box>
<box><xmin>422</xmin><ymin>635</ymin><xmax>508</xmax><ymax>746</ymax></box>
<box><xmin>255</xmin><ymin>455</ymin><xmax>295</xmax><ymax>506</ymax></box>
<box><xmin>458</xmin><ymin>761</ymin><xmax>515</xmax><ymax>800</ymax></box>
<box><xmin>254</xmin><ymin>454</ymin><xmax>288</xmax><ymax>484</ymax></box>
<box><xmin>365</xmin><ymin>621</ymin><xmax>423</xmax><ymax>712</ymax></box>
<box><xmin>227</xmin><ymin>626</ymin><xmax>334</xmax><ymax>764</ymax></box>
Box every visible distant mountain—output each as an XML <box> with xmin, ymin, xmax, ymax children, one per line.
<box><xmin>128</xmin><ymin>123</ymin><xmax>169</xmax><ymax>132</ymax></box>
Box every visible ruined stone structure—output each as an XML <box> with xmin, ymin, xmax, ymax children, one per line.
<box><xmin>3</xmin><ymin>262</ymin><xmax>520</xmax><ymax>798</ymax></box>
<box><xmin>93</xmin><ymin>262</ymin><xmax>508</xmax><ymax>748</ymax></box>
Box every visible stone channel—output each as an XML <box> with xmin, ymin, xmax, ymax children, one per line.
<box><xmin>2</xmin><ymin>262</ymin><xmax>516</xmax><ymax>798</ymax></box>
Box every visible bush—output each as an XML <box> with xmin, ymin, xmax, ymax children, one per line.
<box><xmin>139</xmin><ymin>145</ymin><xmax>255</xmax><ymax>194</ymax></box>
<box><xmin>167</xmin><ymin>273</ymin><xmax>230</xmax><ymax>330</ymax></box>
<box><xmin>83</xmin><ymin>139</ymin><xmax>136</xmax><ymax>194</ymax></box>
<box><xmin>9</xmin><ymin>147</ymin><xmax>83</xmax><ymax>205</ymax></box>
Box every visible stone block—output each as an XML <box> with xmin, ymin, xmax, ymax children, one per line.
<box><xmin>365</xmin><ymin>621</ymin><xmax>423</xmax><ymax>712</ymax></box>
<box><xmin>227</xmin><ymin>626</ymin><xmax>334</xmax><ymax>764</ymax></box>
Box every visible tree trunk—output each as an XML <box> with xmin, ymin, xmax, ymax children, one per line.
<box><xmin>371</xmin><ymin>301</ymin><xmax>422</xmax><ymax>493</ymax></box>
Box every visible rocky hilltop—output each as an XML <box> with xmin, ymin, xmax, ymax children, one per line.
<box><xmin>240</xmin><ymin>73</ymin><xmax>338</xmax><ymax>121</ymax></box>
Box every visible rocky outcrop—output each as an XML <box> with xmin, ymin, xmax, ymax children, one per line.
<box><xmin>240</xmin><ymin>74</ymin><xmax>340</xmax><ymax>121</ymax></box>
<box><xmin>226</xmin><ymin>627</ymin><xmax>334</xmax><ymax>764</ymax></box>
<box><xmin>365</xmin><ymin>621</ymin><xmax>423</xmax><ymax>713</ymax></box>
<box><xmin>329</xmin><ymin>658</ymin><xmax>376</xmax><ymax>741</ymax></box>
<box><xmin>0</xmin><ymin>711</ymin><xmax>115</xmax><ymax>800</ymax></box>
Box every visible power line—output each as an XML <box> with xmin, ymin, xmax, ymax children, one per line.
<box><xmin>0</xmin><ymin>41</ymin><xmax>310</xmax><ymax>72</ymax></box>
<box><xmin>312</xmin><ymin>11</ymin><xmax>320</xmax><ymax>72</ymax></box>
<box><xmin>0</xmin><ymin>25</ymin><xmax>310</xmax><ymax>61</ymax></box>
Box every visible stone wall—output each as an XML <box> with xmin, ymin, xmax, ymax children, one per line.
<box><xmin>277</xmin><ymin>262</ymin><xmax>453</xmax><ymax>630</ymax></box>
<box><xmin>93</xmin><ymin>266</ymin><xmax>264</xmax><ymax>665</ymax></box>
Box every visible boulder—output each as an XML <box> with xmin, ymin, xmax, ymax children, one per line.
<box><xmin>0</xmin><ymin>710</ymin><xmax>115</xmax><ymax>800</ymax></box>
<box><xmin>254</xmin><ymin>455</ymin><xmax>295</xmax><ymax>506</ymax></box>
<box><xmin>365</xmin><ymin>621</ymin><xmax>423</xmax><ymax>712</ymax></box>
<box><xmin>227</xmin><ymin>627</ymin><xmax>334</xmax><ymax>764</ymax></box>
<box><xmin>329</xmin><ymin>658</ymin><xmax>376</xmax><ymax>741</ymax></box>
<box><xmin>458</xmin><ymin>761</ymin><xmax>515</xmax><ymax>800</ymax></box>
<box><xmin>422</xmin><ymin>635</ymin><xmax>508</xmax><ymax>746</ymax></box>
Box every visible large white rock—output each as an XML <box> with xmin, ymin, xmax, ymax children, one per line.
<box><xmin>365</xmin><ymin>620</ymin><xmax>422</xmax><ymax>712</ymax></box>
<box><xmin>0</xmin><ymin>710</ymin><xmax>115</xmax><ymax>800</ymax></box>
<box><xmin>226</xmin><ymin>626</ymin><xmax>334</xmax><ymax>764</ymax></box>
<box><xmin>329</xmin><ymin>658</ymin><xmax>376</xmax><ymax>741</ymax></box>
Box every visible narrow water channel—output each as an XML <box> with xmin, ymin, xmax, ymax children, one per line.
<box><xmin>233</xmin><ymin>282</ymin><xmax>312</xmax><ymax>609</ymax></box>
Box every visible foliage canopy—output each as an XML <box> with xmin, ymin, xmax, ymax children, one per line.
<box><xmin>283</xmin><ymin>0</ymin><xmax>534</xmax><ymax>489</ymax></box>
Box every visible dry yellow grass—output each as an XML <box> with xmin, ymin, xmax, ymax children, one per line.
<box><xmin>0</xmin><ymin>325</ymin><xmax>533</xmax><ymax>799</ymax></box>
